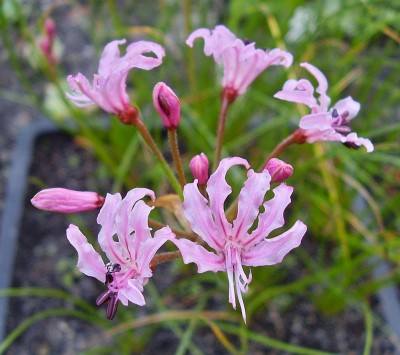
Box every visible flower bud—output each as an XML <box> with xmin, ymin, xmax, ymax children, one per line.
<box><xmin>31</xmin><ymin>188</ymin><xmax>105</xmax><ymax>213</ymax></box>
<box><xmin>189</xmin><ymin>153</ymin><xmax>209</xmax><ymax>185</ymax></box>
<box><xmin>265</xmin><ymin>158</ymin><xmax>293</xmax><ymax>183</ymax></box>
<box><xmin>152</xmin><ymin>82</ymin><xmax>180</xmax><ymax>130</ymax></box>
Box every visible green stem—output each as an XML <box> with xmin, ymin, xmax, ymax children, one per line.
<box><xmin>168</xmin><ymin>129</ymin><xmax>187</xmax><ymax>187</ymax></box>
<box><xmin>213</xmin><ymin>95</ymin><xmax>232</xmax><ymax>170</ymax></box>
<box><xmin>134</xmin><ymin>118</ymin><xmax>183</xmax><ymax>198</ymax></box>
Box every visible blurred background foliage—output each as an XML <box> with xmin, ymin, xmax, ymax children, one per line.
<box><xmin>1</xmin><ymin>0</ymin><xmax>399</xmax><ymax>353</ymax></box>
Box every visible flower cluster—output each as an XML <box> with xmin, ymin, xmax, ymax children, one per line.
<box><xmin>32</xmin><ymin>25</ymin><xmax>373</xmax><ymax>322</ymax></box>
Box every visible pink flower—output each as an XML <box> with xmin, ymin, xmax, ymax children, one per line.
<box><xmin>66</xmin><ymin>188</ymin><xmax>174</xmax><ymax>319</ymax></box>
<box><xmin>265</xmin><ymin>158</ymin><xmax>293</xmax><ymax>183</ymax></box>
<box><xmin>152</xmin><ymin>82</ymin><xmax>180</xmax><ymax>129</ymax></box>
<box><xmin>189</xmin><ymin>153</ymin><xmax>209</xmax><ymax>185</ymax></box>
<box><xmin>172</xmin><ymin>157</ymin><xmax>307</xmax><ymax>322</ymax></box>
<box><xmin>274</xmin><ymin>63</ymin><xmax>373</xmax><ymax>152</ymax></box>
<box><xmin>186</xmin><ymin>25</ymin><xmax>293</xmax><ymax>99</ymax></box>
<box><xmin>67</xmin><ymin>39</ymin><xmax>165</xmax><ymax>115</ymax></box>
<box><xmin>31</xmin><ymin>188</ymin><xmax>104</xmax><ymax>213</ymax></box>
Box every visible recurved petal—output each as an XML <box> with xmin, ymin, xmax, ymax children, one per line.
<box><xmin>183</xmin><ymin>182</ymin><xmax>222</xmax><ymax>251</ymax></box>
<box><xmin>244</xmin><ymin>184</ymin><xmax>293</xmax><ymax>248</ymax></box>
<box><xmin>186</xmin><ymin>28</ymin><xmax>211</xmax><ymax>47</ymax></box>
<box><xmin>342</xmin><ymin>132</ymin><xmax>374</xmax><ymax>153</ymax></box>
<box><xmin>171</xmin><ymin>238</ymin><xmax>225</xmax><ymax>273</ymax></box>
<box><xmin>274</xmin><ymin>79</ymin><xmax>318</xmax><ymax>109</ymax></box>
<box><xmin>207</xmin><ymin>157</ymin><xmax>250</xmax><ymax>241</ymax></box>
<box><xmin>98</xmin><ymin>39</ymin><xmax>126</xmax><ymax>76</ymax></box>
<box><xmin>66</xmin><ymin>224</ymin><xmax>106</xmax><ymax>282</ymax></box>
<box><xmin>124</xmin><ymin>40</ymin><xmax>165</xmax><ymax>70</ymax></box>
<box><xmin>231</xmin><ymin>169</ymin><xmax>270</xmax><ymax>240</ymax></box>
<box><xmin>300</xmin><ymin>62</ymin><xmax>331</xmax><ymax>111</ymax></box>
<box><xmin>242</xmin><ymin>220</ymin><xmax>307</xmax><ymax>266</ymax></box>
<box><xmin>333</xmin><ymin>97</ymin><xmax>360</xmax><ymax>120</ymax></box>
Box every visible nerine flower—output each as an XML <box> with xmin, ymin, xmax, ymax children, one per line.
<box><xmin>186</xmin><ymin>25</ymin><xmax>293</xmax><ymax>99</ymax></box>
<box><xmin>66</xmin><ymin>188</ymin><xmax>174</xmax><ymax>319</ymax></box>
<box><xmin>172</xmin><ymin>157</ymin><xmax>307</xmax><ymax>322</ymax></box>
<box><xmin>274</xmin><ymin>62</ymin><xmax>373</xmax><ymax>152</ymax></box>
<box><xmin>67</xmin><ymin>39</ymin><xmax>165</xmax><ymax>115</ymax></box>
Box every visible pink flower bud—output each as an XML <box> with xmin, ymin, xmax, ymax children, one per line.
<box><xmin>265</xmin><ymin>158</ymin><xmax>293</xmax><ymax>183</ymax></box>
<box><xmin>152</xmin><ymin>82</ymin><xmax>180</xmax><ymax>130</ymax></box>
<box><xmin>39</xmin><ymin>18</ymin><xmax>57</xmax><ymax>65</ymax></box>
<box><xmin>44</xmin><ymin>18</ymin><xmax>56</xmax><ymax>42</ymax></box>
<box><xmin>189</xmin><ymin>153</ymin><xmax>209</xmax><ymax>185</ymax></box>
<box><xmin>31</xmin><ymin>188</ymin><xmax>105</xmax><ymax>214</ymax></box>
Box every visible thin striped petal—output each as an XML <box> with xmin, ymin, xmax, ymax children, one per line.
<box><xmin>242</xmin><ymin>221</ymin><xmax>307</xmax><ymax>266</ymax></box>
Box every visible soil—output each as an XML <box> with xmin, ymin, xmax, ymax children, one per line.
<box><xmin>3</xmin><ymin>132</ymin><xmax>399</xmax><ymax>354</ymax></box>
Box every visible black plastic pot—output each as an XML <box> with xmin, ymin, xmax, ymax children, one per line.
<box><xmin>0</xmin><ymin>120</ymin><xmax>58</xmax><ymax>341</ymax></box>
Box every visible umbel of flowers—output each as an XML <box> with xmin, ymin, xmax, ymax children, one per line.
<box><xmin>32</xmin><ymin>25</ymin><xmax>373</xmax><ymax>322</ymax></box>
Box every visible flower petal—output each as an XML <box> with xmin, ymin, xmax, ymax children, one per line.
<box><xmin>183</xmin><ymin>181</ymin><xmax>222</xmax><ymax>251</ymax></box>
<box><xmin>274</xmin><ymin>79</ymin><xmax>318</xmax><ymax>109</ymax></box>
<box><xmin>342</xmin><ymin>132</ymin><xmax>374</xmax><ymax>152</ymax></box>
<box><xmin>244</xmin><ymin>184</ymin><xmax>293</xmax><ymax>248</ymax></box>
<box><xmin>66</xmin><ymin>224</ymin><xmax>106</xmax><ymax>282</ymax></box>
<box><xmin>301</xmin><ymin>62</ymin><xmax>331</xmax><ymax>111</ymax></box>
<box><xmin>118</xmin><ymin>279</ymin><xmax>145</xmax><ymax>306</ymax></box>
<box><xmin>231</xmin><ymin>169</ymin><xmax>270</xmax><ymax>240</ymax></box>
<box><xmin>171</xmin><ymin>238</ymin><xmax>225</xmax><ymax>273</ymax></box>
<box><xmin>124</xmin><ymin>41</ymin><xmax>165</xmax><ymax>70</ymax></box>
<box><xmin>242</xmin><ymin>220</ymin><xmax>307</xmax><ymax>266</ymax></box>
<box><xmin>207</xmin><ymin>157</ymin><xmax>250</xmax><ymax>240</ymax></box>
<box><xmin>333</xmin><ymin>96</ymin><xmax>360</xmax><ymax>121</ymax></box>
<box><xmin>98</xmin><ymin>39</ymin><xmax>126</xmax><ymax>77</ymax></box>
<box><xmin>137</xmin><ymin>227</ymin><xmax>175</xmax><ymax>278</ymax></box>
<box><xmin>299</xmin><ymin>112</ymin><xmax>333</xmax><ymax>130</ymax></box>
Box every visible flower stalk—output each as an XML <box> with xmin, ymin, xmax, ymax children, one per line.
<box><xmin>213</xmin><ymin>94</ymin><xmax>232</xmax><ymax>170</ymax></box>
<box><xmin>168</xmin><ymin>129</ymin><xmax>187</xmax><ymax>188</ymax></box>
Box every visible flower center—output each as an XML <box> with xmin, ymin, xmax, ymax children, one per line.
<box><xmin>331</xmin><ymin>108</ymin><xmax>352</xmax><ymax>134</ymax></box>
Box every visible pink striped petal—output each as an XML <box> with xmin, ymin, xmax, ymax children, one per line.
<box><xmin>231</xmin><ymin>169</ymin><xmax>270</xmax><ymax>240</ymax></box>
<box><xmin>342</xmin><ymin>132</ymin><xmax>374</xmax><ymax>152</ymax></box>
<box><xmin>171</xmin><ymin>238</ymin><xmax>225</xmax><ymax>273</ymax></box>
<box><xmin>242</xmin><ymin>220</ymin><xmax>307</xmax><ymax>266</ymax></box>
<box><xmin>98</xmin><ymin>39</ymin><xmax>126</xmax><ymax>76</ymax></box>
<box><xmin>118</xmin><ymin>279</ymin><xmax>145</xmax><ymax>306</ymax></box>
<box><xmin>274</xmin><ymin>79</ymin><xmax>318</xmax><ymax>109</ymax></box>
<box><xmin>66</xmin><ymin>224</ymin><xmax>106</xmax><ymax>282</ymax></box>
<box><xmin>183</xmin><ymin>182</ymin><xmax>222</xmax><ymax>251</ymax></box>
<box><xmin>207</xmin><ymin>157</ymin><xmax>250</xmax><ymax>239</ymax></box>
<box><xmin>301</xmin><ymin>62</ymin><xmax>331</xmax><ymax>111</ymax></box>
<box><xmin>244</xmin><ymin>184</ymin><xmax>293</xmax><ymax>248</ymax></box>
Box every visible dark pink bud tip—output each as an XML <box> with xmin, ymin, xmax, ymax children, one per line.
<box><xmin>153</xmin><ymin>82</ymin><xmax>180</xmax><ymax>130</ymax></box>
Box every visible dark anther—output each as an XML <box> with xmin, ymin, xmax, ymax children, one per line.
<box><xmin>332</xmin><ymin>108</ymin><xmax>339</xmax><ymax>118</ymax></box>
<box><xmin>96</xmin><ymin>289</ymin><xmax>114</xmax><ymax>306</ymax></box>
<box><xmin>105</xmin><ymin>273</ymin><xmax>114</xmax><ymax>284</ymax></box>
<box><xmin>343</xmin><ymin>141</ymin><xmax>360</xmax><ymax>150</ymax></box>
<box><xmin>106</xmin><ymin>294</ymin><xmax>119</xmax><ymax>320</ymax></box>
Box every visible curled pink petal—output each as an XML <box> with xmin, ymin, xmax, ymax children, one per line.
<box><xmin>187</xmin><ymin>25</ymin><xmax>293</xmax><ymax>97</ymax></box>
<box><xmin>275</xmin><ymin>62</ymin><xmax>373</xmax><ymax>152</ymax></box>
<box><xmin>66</xmin><ymin>224</ymin><xmax>106</xmax><ymax>282</ymax></box>
<box><xmin>242</xmin><ymin>221</ymin><xmax>307</xmax><ymax>266</ymax></box>
<box><xmin>67</xmin><ymin>39</ymin><xmax>165</xmax><ymax>115</ymax></box>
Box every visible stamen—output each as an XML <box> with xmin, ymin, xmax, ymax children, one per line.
<box><xmin>106</xmin><ymin>295</ymin><xmax>119</xmax><ymax>320</ymax></box>
<box><xmin>96</xmin><ymin>290</ymin><xmax>113</xmax><ymax>306</ymax></box>
<box><xmin>332</xmin><ymin>108</ymin><xmax>339</xmax><ymax>118</ymax></box>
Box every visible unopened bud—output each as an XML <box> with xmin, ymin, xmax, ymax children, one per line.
<box><xmin>153</xmin><ymin>82</ymin><xmax>180</xmax><ymax>130</ymax></box>
<box><xmin>44</xmin><ymin>18</ymin><xmax>56</xmax><ymax>42</ymax></box>
<box><xmin>31</xmin><ymin>188</ymin><xmax>105</xmax><ymax>213</ymax></box>
<box><xmin>39</xmin><ymin>18</ymin><xmax>57</xmax><ymax>65</ymax></box>
<box><xmin>265</xmin><ymin>158</ymin><xmax>293</xmax><ymax>183</ymax></box>
<box><xmin>189</xmin><ymin>153</ymin><xmax>209</xmax><ymax>185</ymax></box>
